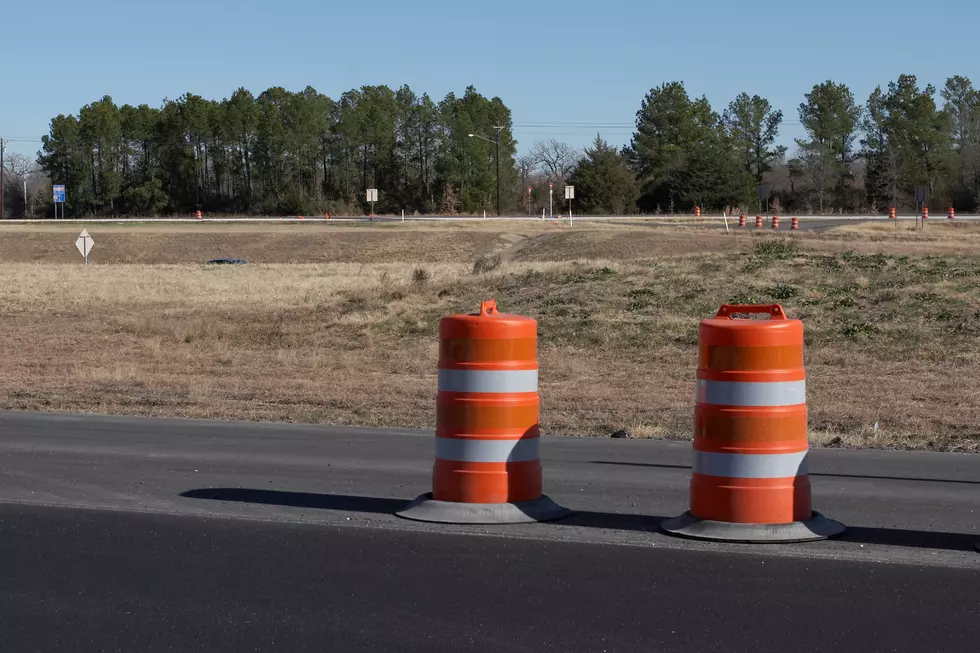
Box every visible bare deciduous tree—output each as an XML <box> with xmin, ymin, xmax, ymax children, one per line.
<box><xmin>529</xmin><ymin>139</ymin><xmax>581</xmax><ymax>186</ymax></box>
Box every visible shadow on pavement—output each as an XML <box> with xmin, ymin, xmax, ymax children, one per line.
<box><xmin>181</xmin><ymin>488</ymin><xmax>979</xmax><ymax>552</ymax></box>
<box><xmin>838</xmin><ymin>526</ymin><xmax>979</xmax><ymax>552</ymax></box>
<box><xmin>590</xmin><ymin>460</ymin><xmax>980</xmax><ymax>485</ymax></box>
<box><xmin>180</xmin><ymin>488</ymin><xmax>664</xmax><ymax>534</ymax></box>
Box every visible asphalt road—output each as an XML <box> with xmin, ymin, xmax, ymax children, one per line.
<box><xmin>1</xmin><ymin>411</ymin><xmax>979</xmax><ymax>651</ymax></box>
<box><xmin>2</xmin><ymin>502</ymin><xmax>979</xmax><ymax>653</ymax></box>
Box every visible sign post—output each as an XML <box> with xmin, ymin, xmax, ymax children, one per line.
<box><xmin>527</xmin><ymin>187</ymin><xmax>532</xmax><ymax>216</ymax></box>
<box><xmin>75</xmin><ymin>229</ymin><xmax>94</xmax><ymax>264</ymax></box>
<box><xmin>54</xmin><ymin>185</ymin><xmax>66</xmax><ymax>219</ymax></box>
<box><xmin>549</xmin><ymin>182</ymin><xmax>553</xmax><ymax>219</ymax></box>
<box><xmin>757</xmin><ymin>184</ymin><xmax>770</xmax><ymax>215</ymax></box>
<box><xmin>914</xmin><ymin>186</ymin><xmax>928</xmax><ymax>230</ymax></box>
<box><xmin>564</xmin><ymin>185</ymin><xmax>575</xmax><ymax>225</ymax></box>
<box><xmin>366</xmin><ymin>188</ymin><xmax>378</xmax><ymax>220</ymax></box>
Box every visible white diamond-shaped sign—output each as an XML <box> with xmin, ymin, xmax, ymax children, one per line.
<box><xmin>75</xmin><ymin>229</ymin><xmax>95</xmax><ymax>258</ymax></box>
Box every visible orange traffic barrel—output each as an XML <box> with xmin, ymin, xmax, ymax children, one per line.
<box><xmin>948</xmin><ymin>207</ymin><xmax>955</xmax><ymax>220</ymax></box>
<box><xmin>923</xmin><ymin>207</ymin><xmax>929</xmax><ymax>221</ymax></box>
<box><xmin>771</xmin><ymin>216</ymin><xmax>780</xmax><ymax>229</ymax></box>
<box><xmin>791</xmin><ymin>217</ymin><xmax>799</xmax><ymax>230</ymax></box>
<box><xmin>662</xmin><ymin>304</ymin><xmax>845</xmax><ymax>542</ymax></box>
<box><xmin>324</xmin><ymin>211</ymin><xmax>330</xmax><ymax>220</ymax></box>
<box><xmin>738</xmin><ymin>214</ymin><xmax>746</xmax><ymax>228</ymax></box>
<box><xmin>754</xmin><ymin>215</ymin><xmax>763</xmax><ymax>228</ymax></box>
<box><xmin>889</xmin><ymin>207</ymin><xmax>896</xmax><ymax>220</ymax></box>
<box><xmin>695</xmin><ymin>206</ymin><xmax>701</xmax><ymax>217</ymax></box>
<box><xmin>397</xmin><ymin>299</ymin><xmax>569</xmax><ymax>524</ymax></box>
<box><xmin>195</xmin><ymin>210</ymin><xmax>202</xmax><ymax>220</ymax></box>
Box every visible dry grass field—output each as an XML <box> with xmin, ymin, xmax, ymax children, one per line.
<box><xmin>1</xmin><ymin>219</ymin><xmax>978</xmax><ymax>451</ymax></box>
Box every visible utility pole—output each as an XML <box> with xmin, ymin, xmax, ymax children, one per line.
<box><xmin>493</xmin><ymin>125</ymin><xmax>503</xmax><ymax>217</ymax></box>
<box><xmin>0</xmin><ymin>138</ymin><xmax>5</xmax><ymax>220</ymax></box>
<box><xmin>468</xmin><ymin>127</ymin><xmax>506</xmax><ymax>217</ymax></box>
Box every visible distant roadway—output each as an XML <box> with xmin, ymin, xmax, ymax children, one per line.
<box><xmin>1</xmin><ymin>411</ymin><xmax>978</xmax><ymax>652</ymax></box>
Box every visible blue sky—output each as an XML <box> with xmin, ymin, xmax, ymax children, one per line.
<box><xmin>3</xmin><ymin>0</ymin><xmax>978</xmax><ymax>159</ymax></box>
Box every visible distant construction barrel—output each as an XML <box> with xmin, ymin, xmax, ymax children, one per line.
<box><xmin>949</xmin><ymin>207</ymin><xmax>955</xmax><ymax>220</ymax></box>
<box><xmin>738</xmin><ymin>215</ymin><xmax>746</xmax><ymax>228</ymax></box>
<box><xmin>889</xmin><ymin>207</ymin><xmax>896</xmax><ymax>220</ymax></box>
<box><xmin>771</xmin><ymin>216</ymin><xmax>780</xmax><ymax>229</ymax></box>
<box><xmin>661</xmin><ymin>304</ymin><xmax>845</xmax><ymax>542</ymax></box>
<box><xmin>397</xmin><ymin>299</ymin><xmax>569</xmax><ymax>524</ymax></box>
<box><xmin>791</xmin><ymin>217</ymin><xmax>799</xmax><ymax>231</ymax></box>
<box><xmin>754</xmin><ymin>216</ymin><xmax>763</xmax><ymax>228</ymax></box>
<box><xmin>923</xmin><ymin>207</ymin><xmax>929</xmax><ymax>221</ymax></box>
<box><xmin>695</xmin><ymin>206</ymin><xmax>701</xmax><ymax>217</ymax></box>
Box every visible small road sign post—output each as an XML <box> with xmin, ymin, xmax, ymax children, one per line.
<box><xmin>564</xmin><ymin>185</ymin><xmax>575</xmax><ymax>225</ymax></box>
<box><xmin>549</xmin><ymin>183</ymin><xmax>553</xmax><ymax>219</ymax></box>
<box><xmin>757</xmin><ymin>184</ymin><xmax>771</xmax><ymax>215</ymax></box>
<box><xmin>915</xmin><ymin>186</ymin><xmax>928</xmax><ymax>229</ymax></box>
<box><xmin>527</xmin><ymin>187</ymin><xmax>532</xmax><ymax>216</ymax></box>
<box><xmin>366</xmin><ymin>188</ymin><xmax>378</xmax><ymax>220</ymax></box>
<box><xmin>53</xmin><ymin>185</ymin><xmax>67</xmax><ymax>219</ymax></box>
<box><xmin>75</xmin><ymin>229</ymin><xmax>94</xmax><ymax>264</ymax></box>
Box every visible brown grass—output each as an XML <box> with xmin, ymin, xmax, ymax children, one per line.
<box><xmin>0</xmin><ymin>223</ymin><xmax>979</xmax><ymax>451</ymax></box>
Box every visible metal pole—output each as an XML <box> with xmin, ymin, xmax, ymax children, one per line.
<box><xmin>549</xmin><ymin>187</ymin><xmax>553</xmax><ymax>218</ymax></box>
<box><xmin>495</xmin><ymin>131</ymin><xmax>501</xmax><ymax>217</ymax></box>
<box><xmin>0</xmin><ymin>138</ymin><xmax>5</xmax><ymax>219</ymax></box>
<box><xmin>24</xmin><ymin>181</ymin><xmax>28</xmax><ymax>217</ymax></box>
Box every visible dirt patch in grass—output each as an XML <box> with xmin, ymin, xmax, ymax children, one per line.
<box><xmin>1</xmin><ymin>232</ymin><xmax>979</xmax><ymax>451</ymax></box>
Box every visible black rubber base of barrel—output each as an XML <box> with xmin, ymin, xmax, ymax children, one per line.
<box><xmin>395</xmin><ymin>493</ymin><xmax>571</xmax><ymax>524</ymax></box>
<box><xmin>660</xmin><ymin>511</ymin><xmax>846</xmax><ymax>543</ymax></box>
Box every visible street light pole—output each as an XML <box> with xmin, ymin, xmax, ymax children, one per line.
<box><xmin>469</xmin><ymin>128</ymin><xmax>504</xmax><ymax>217</ymax></box>
<box><xmin>495</xmin><ymin>128</ymin><xmax>500</xmax><ymax>218</ymax></box>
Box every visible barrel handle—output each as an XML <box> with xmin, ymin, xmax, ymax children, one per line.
<box><xmin>716</xmin><ymin>304</ymin><xmax>786</xmax><ymax>320</ymax></box>
<box><xmin>480</xmin><ymin>299</ymin><xmax>499</xmax><ymax>316</ymax></box>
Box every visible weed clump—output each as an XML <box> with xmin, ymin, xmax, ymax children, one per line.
<box><xmin>472</xmin><ymin>253</ymin><xmax>501</xmax><ymax>275</ymax></box>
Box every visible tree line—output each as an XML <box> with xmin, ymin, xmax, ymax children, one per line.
<box><xmin>10</xmin><ymin>73</ymin><xmax>980</xmax><ymax>217</ymax></box>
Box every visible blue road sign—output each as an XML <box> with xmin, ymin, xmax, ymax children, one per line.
<box><xmin>53</xmin><ymin>185</ymin><xmax>66</xmax><ymax>203</ymax></box>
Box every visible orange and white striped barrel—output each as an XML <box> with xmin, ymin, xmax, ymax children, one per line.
<box><xmin>754</xmin><ymin>215</ymin><xmax>763</xmax><ymax>228</ymax></box>
<box><xmin>195</xmin><ymin>210</ymin><xmax>202</xmax><ymax>220</ymax></box>
<box><xmin>398</xmin><ymin>299</ymin><xmax>569</xmax><ymax>524</ymax></box>
<box><xmin>738</xmin><ymin>214</ymin><xmax>746</xmax><ymax>228</ymax></box>
<box><xmin>791</xmin><ymin>217</ymin><xmax>799</xmax><ymax>230</ymax></box>
<box><xmin>771</xmin><ymin>216</ymin><xmax>780</xmax><ymax>229</ymax></box>
<box><xmin>889</xmin><ymin>207</ymin><xmax>896</xmax><ymax>220</ymax></box>
<box><xmin>948</xmin><ymin>207</ymin><xmax>955</xmax><ymax>220</ymax></box>
<box><xmin>695</xmin><ymin>206</ymin><xmax>701</xmax><ymax>217</ymax></box>
<box><xmin>923</xmin><ymin>207</ymin><xmax>929</xmax><ymax>221</ymax></box>
<box><xmin>662</xmin><ymin>304</ymin><xmax>844</xmax><ymax>542</ymax></box>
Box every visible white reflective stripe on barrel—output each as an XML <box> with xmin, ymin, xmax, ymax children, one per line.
<box><xmin>435</xmin><ymin>436</ymin><xmax>540</xmax><ymax>463</ymax></box>
<box><xmin>693</xmin><ymin>450</ymin><xmax>809</xmax><ymax>478</ymax></box>
<box><xmin>438</xmin><ymin>369</ymin><xmax>538</xmax><ymax>394</ymax></box>
<box><xmin>697</xmin><ymin>379</ymin><xmax>806</xmax><ymax>407</ymax></box>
